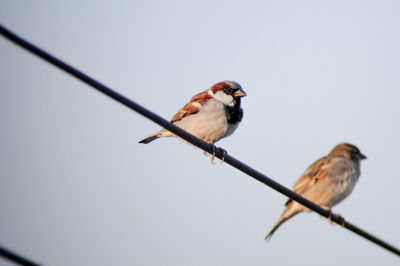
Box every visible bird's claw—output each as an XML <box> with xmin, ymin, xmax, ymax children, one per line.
<box><xmin>336</xmin><ymin>214</ymin><xmax>345</xmax><ymax>227</ymax></box>
<box><xmin>323</xmin><ymin>208</ymin><xmax>345</xmax><ymax>227</ymax></box>
<box><xmin>328</xmin><ymin>212</ymin><xmax>346</xmax><ymax>227</ymax></box>
<box><xmin>220</xmin><ymin>149</ymin><xmax>228</xmax><ymax>163</ymax></box>
<box><xmin>209</xmin><ymin>144</ymin><xmax>228</xmax><ymax>163</ymax></box>
<box><xmin>318</xmin><ymin>205</ymin><xmax>334</xmax><ymax>225</ymax></box>
<box><xmin>211</xmin><ymin>151</ymin><xmax>216</xmax><ymax>164</ymax></box>
<box><xmin>327</xmin><ymin>211</ymin><xmax>333</xmax><ymax>225</ymax></box>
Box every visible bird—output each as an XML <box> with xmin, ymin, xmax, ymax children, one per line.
<box><xmin>139</xmin><ymin>81</ymin><xmax>247</xmax><ymax>160</ymax></box>
<box><xmin>265</xmin><ymin>143</ymin><xmax>367</xmax><ymax>240</ymax></box>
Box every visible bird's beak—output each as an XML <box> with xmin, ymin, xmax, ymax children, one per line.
<box><xmin>360</xmin><ymin>153</ymin><xmax>367</xmax><ymax>160</ymax></box>
<box><xmin>234</xmin><ymin>89</ymin><xmax>247</xmax><ymax>98</ymax></box>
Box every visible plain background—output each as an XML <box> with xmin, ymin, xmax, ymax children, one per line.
<box><xmin>1</xmin><ymin>1</ymin><xmax>399</xmax><ymax>265</ymax></box>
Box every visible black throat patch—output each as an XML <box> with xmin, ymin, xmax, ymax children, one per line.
<box><xmin>224</xmin><ymin>100</ymin><xmax>243</xmax><ymax>125</ymax></box>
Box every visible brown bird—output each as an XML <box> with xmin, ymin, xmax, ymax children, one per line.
<box><xmin>265</xmin><ymin>143</ymin><xmax>367</xmax><ymax>240</ymax></box>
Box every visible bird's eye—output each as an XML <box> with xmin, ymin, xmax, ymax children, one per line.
<box><xmin>224</xmin><ymin>88</ymin><xmax>234</xmax><ymax>94</ymax></box>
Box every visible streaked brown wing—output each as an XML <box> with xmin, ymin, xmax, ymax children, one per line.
<box><xmin>285</xmin><ymin>155</ymin><xmax>330</xmax><ymax>206</ymax></box>
<box><xmin>170</xmin><ymin>90</ymin><xmax>212</xmax><ymax>123</ymax></box>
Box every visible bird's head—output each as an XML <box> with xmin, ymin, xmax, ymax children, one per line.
<box><xmin>330</xmin><ymin>143</ymin><xmax>367</xmax><ymax>161</ymax></box>
<box><xmin>208</xmin><ymin>81</ymin><xmax>247</xmax><ymax>107</ymax></box>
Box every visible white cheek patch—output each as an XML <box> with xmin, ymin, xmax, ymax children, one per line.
<box><xmin>213</xmin><ymin>91</ymin><xmax>234</xmax><ymax>106</ymax></box>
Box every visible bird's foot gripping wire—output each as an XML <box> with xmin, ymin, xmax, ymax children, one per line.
<box><xmin>318</xmin><ymin>205</ymin><xmax>345</xmax><ymax>227</ymax></box>
<box><xmin>326</xmin><ymin>211</ymin><xmax>345</xmax><ymax>227</ymax></box>
<box><xmin>208</xmin><ymin>144</ymin><xmax>228</xmax><ymax>163</ymax></box>
<box><xmin>319</xmin><ymin>205</ymin><xmax>334</xmax><ymax>224</ymax></box>
<box><xmin>327</xmin><ymin>210</ymin><xmax>334</xmax><ymax>225</ymax></box>
<box><xmin>335</xmin><ymin>214</ymin><xmax>345</xmax><ymax>227</ymax></box>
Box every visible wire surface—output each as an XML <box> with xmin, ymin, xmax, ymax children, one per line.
<box><xmin>0</xmin><ymin>246</ymin><xmax>40</xmax><ymax>266</ymax></box>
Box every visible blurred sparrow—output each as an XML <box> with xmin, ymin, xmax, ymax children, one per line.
<box><xmin>265</xmin><ymin>143</ymin><xmax>367</xmax><ymax>240</ymax></box>
<box><xmin>139</xmin><ymin>81</ymin><xmax>246</xmax><ymax>160</ymax></box>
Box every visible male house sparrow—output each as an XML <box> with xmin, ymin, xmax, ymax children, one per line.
<box><xmin>265</xmin><ymin>143</ymin><xmax>367</xmax><ymax>240</ymax></box>
<box><xmin>139</xmin><ymin>81</ymin><xmax>246</xmax><ymax>159</ymax></box>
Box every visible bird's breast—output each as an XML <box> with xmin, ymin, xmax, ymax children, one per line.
<box><xmin>174</xmin><ymin>100</ymin><xmax>229</xmax><ymax>143</ymax></box>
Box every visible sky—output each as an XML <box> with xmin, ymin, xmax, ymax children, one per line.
<box><xmin>1</xmin><ymin>0</ymin><xmax>400</xmax><ymax>265</ymax></box>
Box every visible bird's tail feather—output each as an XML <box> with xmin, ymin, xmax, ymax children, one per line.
<box><xmin>265</xmin><ymin>216</ymin><xmax>290</xmax><ymax>241</ymax></box>
<box><xmin>265</xmin><ymin>206</ymin><xmax>301</xmax><ymax>241</ymax></box>
<box><xmin>139</xmin><ymin>133</ymin><xmax>160</xmax><ymax>144</ymax></box>
<box><xmin>139</xmin><ymin>129</ymin><xmax>174</xmax><ymax>144</ymax></box>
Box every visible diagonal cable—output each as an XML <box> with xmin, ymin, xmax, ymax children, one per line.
<box><xmin>0</xmin><ymin>24</ymin><xmax>399</xmax><ymax>261</ymax></box>
<box><xmin>0</xmin><ymin>246</ymin><xmax>40</xmax><ymax>266</ymax></box>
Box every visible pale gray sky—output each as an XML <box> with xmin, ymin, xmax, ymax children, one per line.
<box><xmin>1</xmin><ymin>1</ymin><xmax>400</xmax><ymax>265</ymax></box>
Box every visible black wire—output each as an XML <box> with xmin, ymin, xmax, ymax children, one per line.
<box><xmin>1</xmin><ymin>23</ymin><xmax>399</xmax><ymax>259</ymax></box>
<box><xmin>0</xmin><ymin>246</ymin><xmax>40</xmax><ymax>266</ymax></box>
